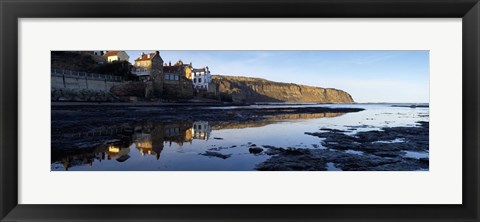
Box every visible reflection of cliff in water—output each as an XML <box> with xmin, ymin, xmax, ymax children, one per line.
<box><xmin>211</xmin><ymin>112</ymin><xmax>344</xmax><ymax>130</ymax></box>
<box><xmin>52</xmin><ymin>112</ymin><xmax>343</xmax><ymax>170</ymax></box>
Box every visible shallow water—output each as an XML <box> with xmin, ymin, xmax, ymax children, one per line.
<box><xmin>51</xmin><ymin>103</ymin><xmax>429</xmax><ymax>171</ymax></box>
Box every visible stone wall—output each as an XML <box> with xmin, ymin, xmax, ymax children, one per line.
<box><xmin>52</xmin><ymin>74</ymin><xmax>123</xmax><ymax>92</ymax></box>
<box><xmin>51</xmin><ymin>71</ymin><xmax>124</xmax><ymax>102</ymax></box>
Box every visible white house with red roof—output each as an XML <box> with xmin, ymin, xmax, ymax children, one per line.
<box><xmin>105</xmin><ymin>51</ymin><xmax>129</xmax><ymax>63</ymax></box>
<box><xmin>132</xmin><ymin>51</ymin><xmax>164</xmax><ymax>81</ymax></box>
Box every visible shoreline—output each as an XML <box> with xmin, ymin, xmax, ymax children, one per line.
<box><xmin>256</xmin><ymin>121</ymin><xmax>429</xmax><ymax>171</ymax></box>
<box><xmin>50</xmin><ymin>101</ymin><xmax>359</xmax><ymax>107</ymax></box>
<box><xmin>51</xmin><ymin>101</ymin><xmax>427</xmax><ymax>107</ymax></box>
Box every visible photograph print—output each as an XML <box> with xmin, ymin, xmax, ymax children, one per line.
<box><xmin>51</xmin><ymin>50</ymin><xmax>429</xmax><ymax>171</ymax></box>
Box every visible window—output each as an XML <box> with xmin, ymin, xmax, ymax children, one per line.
<box><xmin>194</xmin><ymin>78</ymin><xmax>197</xmax><ymax>83</ymax></box>
<box><xmin>175</xmin><ymin>75</ymin><xmax>179</xmax><ymax>81</ymax></box>
<box><xmin>199</xmin><ymin>78</ymin><xmax>202</xmax><ymax>83</ymax></box>
<box><xmin>164</xmin><ymin>75</ymin><xmax>169</xmax><ymax>80</ymax></box>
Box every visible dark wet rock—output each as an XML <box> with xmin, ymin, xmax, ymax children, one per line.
<box><xmin>207</xmin><ymin>147</ymin><xmax>222</xmax><ymax>151</ymax></box>
<box><xmin>370</xmin><ymin>151</ymin><xmax>405</xmax><ymax>158</ymax></box>
<box><xmin>304</xmin><ymin>121</ymin><xmax>429</xmax><ymax>159</ymax></box>
<box><xmin>320</xmin><ymin>128</ymin><xmax>349</xmax><ymax>133</ymax></box>
<box><xmin>200</xmin><ymin>151</ymin><xmax>231</xmax><ymax>159</ymax></box>
<box><xmin>254</xmin><ymin>121</ymin><xmax>430</xmax><ymax>171</ymax></box>
<box><xmin>419</xmin><ymin>158</ymin><xmax>429</xmax><ymax>164</ymax></box>
<box><xmin>256</xmin><ymin>147</ymin><xmax>428</xmax><ymax>171</ymax></box>
<box><xmin>264</xmin><ymin>146</ymin><xmax>310</xmax><ymax>156</ymax></box>
<box><xmin>116</xmin><ymin>155</ymin><xmax>130</xmax><ymax>162</ymax></box>
<box><xmin>256</xmin><ymin>148</ymin><xmax>326</xmax><ymax>171</ymax></box>
<box><xmin>311</xmin><ymin>144</ymin><xmax>320</xmax><ymax>148</ymax></box>
<box><xmin>284</xmin><ymin>148</ymin><xmax>308</xmax><ymax>155</ymax></box>
<box><xmin>249</xmin><ymin>144</ymin><xmax>257</xmax><ymax>147</ymax></box>
<box><xmin>262</xmin><ymin>145</ymin><xmax>283</xmax><ymax>155</ymax></box>
<box><xmin>213</xmin><ymin>137</ymin><xmax>224</xmax><ymax>140</ymax></box>
<box><xmin>248</xmin><ymin>147</ymin><xmax>263</xmax><ymax>154</ymax></box>
<box><xmin>392</xmin><ymin>104</ymin><xmax>429</xmax><ymax>108</ymax></box>
<box><xmin>208</xmin><ymin>146</ymin><xmax>237</xmax><ymax>151</ymax></box>
<box><xmin>346</xmin><ymin>124</ymin><xmax>374</xmax><ymax>129</ymax></box>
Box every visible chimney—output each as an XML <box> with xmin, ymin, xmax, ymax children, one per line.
<box><xmin>141</xmin><ymin>52</ymin><xmax>145</xmax><ymax>56</ymax></box>
<box><xmin>155</xmin><ymin>51</ymin><xmax>160</xmax><ymax>55</ymax></box>
<box><xmin>169</xmin><ymin>61</ymin><xmax>171</xmax><ymax>66</ymax></box>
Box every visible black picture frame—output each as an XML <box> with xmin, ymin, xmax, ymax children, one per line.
<box><xmin>1</xmin><ymin>0</ymin><xmax>479</xmax><ymax>221</ymax></box>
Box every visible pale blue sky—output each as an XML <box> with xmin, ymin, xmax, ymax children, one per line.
<box><xmin>127</xmin><ymin>50</ymin><xmax>429</xmax><ymax>103</ymax></box>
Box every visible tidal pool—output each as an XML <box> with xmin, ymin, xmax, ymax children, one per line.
<box><xmin>51</xmin><ymin>103</ymin><xmax>429</xmax><ymax>171</ymax></box>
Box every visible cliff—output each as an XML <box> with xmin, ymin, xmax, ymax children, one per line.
<box><xmin>211</xmin><ymin>75</ymin><xmax>354</xmax><ymax>103</ymax></box>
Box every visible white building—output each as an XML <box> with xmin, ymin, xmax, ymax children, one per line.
<box><xmin>105</xmin><ymin>51</ymin><xmax>130</xmax><ymax>63</ymax></box>
<box><xmin>192</xmin><ymin>121</ymin><xmax>211</xmax><ymax>140</ymax></box>
<box><xmin>192</xmin><ymin>67</ymin><xmax>211</xmax><ymax>90</ymax></box>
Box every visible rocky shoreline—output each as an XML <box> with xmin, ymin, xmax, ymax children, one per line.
<box><xmin>255</xmin><ymin>121</ymin><xmax>429</xmax><ymax>171</ymax></box>
<box><xmin>51</xmin><ymin>104</ymin><xmax>429</xmax><ymax>171</ymax></box>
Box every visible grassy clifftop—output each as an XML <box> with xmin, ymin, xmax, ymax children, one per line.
<box><xmin>212</xmin><ymin>75</ymin><xmax>354</xmax><ymax>103</ymax></box>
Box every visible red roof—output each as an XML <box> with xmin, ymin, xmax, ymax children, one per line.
<box><xmin>105</xmin><ymin>51</ymin><xmax>123</xmax><ymax>57</ymax></box>
<box><xmin>135</xmin><ymin>53</ymin><xmax>157</xmax><ymax>61</ymax></box>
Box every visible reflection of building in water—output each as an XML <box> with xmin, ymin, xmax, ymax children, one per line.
<box><xmin>54</xmin><ymin>121</ymin><xmax>195</xmax><ymax>170</ymax></box>
<box><xmin>107</xmin><ymin>144</ymin><xmax>131</xmax><ymax>162</ymax></box>
<box><xmin>163</xmin><ymin>122</ymin><xmax>193</xmax><ymax>146</ymax></box>
<box><xmin>59</xmin><ymin>155</ymin><xmax>96</xmax><ymax>171</ymax></box>
<box><xmin>131</xmin><ymin>130</ymin><xmax>162</xmax><ymax>160</ymax></box>
<box><xmin>130</xmin><ymin>121</ymin><xmax>194</xmax><ymax>159</ymax></box>
<box><xmin>133</xmin><ymin>133</ymin><xmax>155</xmax><ymax>156</ymax></box>
<box><xmin>56</xmin><ymin>142</ymin><xmax>130</xmax><ymax>170</ymax></box>
<box><xmin>192</xmin><ymin>121</ymin><xmax>211</xmax><ymax>140</ymax></box>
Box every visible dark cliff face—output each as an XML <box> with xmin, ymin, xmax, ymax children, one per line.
<box><xmin>212</xmin><ymin>75</ymin><xmax>354</xmax><ymax>103</ymax></box>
